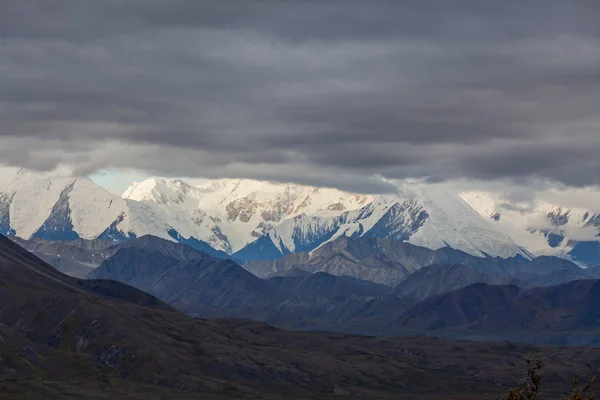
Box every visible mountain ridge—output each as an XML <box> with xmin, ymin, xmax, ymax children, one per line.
<box><xmin>1</xmin><ymin>167</ymin><xmax>533</xmax><ymax>263</ymax></box>
<box><xmin>243</xmin><ymin>236</ymin><xmax>586</xmax><ymax>286</ymax></box>
<box><xmin>2</xmin><ymin>166</ymin><xmax>599</xmax><ymax>265</ymax></box>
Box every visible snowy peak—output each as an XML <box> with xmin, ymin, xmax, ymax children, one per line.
<box><xmin>235</xmin><ymin>187</ymin><xmax>530</xmax><ymax>261</ymax></box>
<box><xmin>0</xmin><ymin>167</ymin><xmax>176</xmax><ymax>245</ymax></box>
<box><xmin>122</xmin><ymin>177</ymin><xmax>371</xmax><ymax>252</ymax></box>
<box><xmin>460</xmin><ymin>190</ymin><xmax>600</xmax><ymax>264</ymax></box>
<box><xmin>123</xmin><ymin>178</ymin><xmax>198</xmax><ymax>205</ymax></box>
<box><xmin>4</xmin><ymin>165</ymin><xmax>595</xmax><ymax>265</ymax></box>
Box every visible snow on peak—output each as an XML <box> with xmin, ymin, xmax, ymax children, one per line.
<box><xmin>123</xmin><ymin>178</ymin><xmax>196</xmax><ymax>204</ymax></box>
<box><xmin>249</xmin><ymin>185</ymin><xmax>530</xmax><ymax>260</ymax></box>
<box><xmin>3</xmin><ymin>166</ymin><xmax>583</xmax><ymax>262</ymax></box>
<box><xmin>459</xmin><ymin>190</ymin><xmax>600</xmax><ymax>258</ymax></box>
<box><xmin>123</xmin><ymin>177</ymin><xmax>372</xmax><ymax>252</ymax></box>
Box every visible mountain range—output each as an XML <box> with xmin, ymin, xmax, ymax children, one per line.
<box><xmin>49</xmin><ymin>234</ymin><xmax>596</xmax><ymax>343</ymax></box>
<box><xmin>0</xmin><ymin>168</ymin><xmax>533</xmax><ymax>257</ymax></box>
<box><xmin>5</xmin><ymin>233</ymin><xmax>600</xmax><ymax>398</ymax></box>
<box><xmin>3</xmin><ymin>166</ymin><xmax>599</xmax><ymax>267</ymax></box>
<box><xmin>243</xmin><ymin>236</ymin><xmax>593</xmax><ymax>286</ymax></box>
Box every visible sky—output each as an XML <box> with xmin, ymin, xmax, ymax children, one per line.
<box><xmin>1</xmin><ymin>1</ymin><xmax>600</xmax><ymax>199</ymax></box>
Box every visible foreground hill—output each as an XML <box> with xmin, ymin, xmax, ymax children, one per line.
<box><xmin>3</xmin><ymin>234</ymin><xmax>600</xmax><ymax>399</ymax></box>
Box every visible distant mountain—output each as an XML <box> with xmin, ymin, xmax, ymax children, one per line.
<box><xmin>461</xmin><ymin>192</ymin><xmax>600</xmax><ymax>266</ymax></box>
<box><xmin>478</xmin><ymin>279</ymin><xmax>600</xmax><ymax>331</ymax></box>
<box><xmin>107</xmin><ymin>234</ymin><xmax>229</xmax><ymax>260</ymax></box>
<box><xmin>265</xmin><ymin>294</ymin><xmax>412</xmax><ymax>335</ymax></box>
<box><xmin>85</xmin><ymin>237</ymin><xmax>600</xmax><ymax>344</ymax></box>
<box><xmin>584</xmin><ymin>264</ymin><xmax>600</xmax><ymax>278</ymax></box>
<box><xmin>2</xmin><ymin>167</ymin><xmax>531</xmax><ymax>264</ymax></box>
<box><xmin>4</xmin><ymin>165</ymin><xmax>600</xmax><ymax>269</ymax></box>
<box><xmin>492</xmin><ymin>256</ymin><xmax>592</xmax><ymax>286</ymax></box>
<box><xmin>243</xmin><ymin>236</ymin><xmax>588</xmax><ymax>286</ymax></box>
<box><xmin>393</xmin><ymin>264</ymin><xmax>518</xmax><ymax>302</ymax></box>
<box><xmin>394</xmin><ymin>283</ymin><xmax>523</xmax><ymax>330</ymax></box>
<box><xmin>88</xmin><ymin>246</ymin><xmax>278</xmax><ymax>318</ymax></box>
<box><xmin>244</xmin><ymin>236</ymin><xmax>460</xmax><ymax>286</ymax></box>
<box><xmin>87</xmin><ymin>240</ymin><xmax>408</xmax><ymax>330</ymax></box>
<box><xmin>9</xmin><ymin>234</ymin><xmax>228</xmax><ymax>277</ymax></box>
<box><xmin>233</xmin><ymin>187</ymin><xmax>530</xmax><ymax>262</ymax></box>
<box><xmin>265</xmin><ymin>267</ymin><xmax>313</xmax><ymax>278</ymax></box>
<box><xmin>0</xmin><ymin>168</ymin><xmax>235</xmax><ymax>255</ymax></box>
<box><xmin>392</xmin><ymin>279</ymin><xmax>600</xmax><ymax>334</ymax></box>
<box><xmin>9</xmin><ymin>236</ymin><xmax>112</xmax><ymax>277</ymax></box>
<box><xmin>268</xmin><ymin>272</ymin><xmax>392</xmax><ymax>298</ymax></box>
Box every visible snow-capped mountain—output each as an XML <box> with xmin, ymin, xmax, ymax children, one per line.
<box><xmin>234</xmin><ymin>186</ymin><xmax>532</xmax><ymax>261</ymax></box>
<box><xmin>123</xmin><ymin>177</ymin><xmax>371</xmax><ymax>253</ymax></box>
<box><xmin>122</xmin><ymin>177</ymin><xmax>530</xmax><ymax>261</ymax></box>
<box><xmin>3</xmin><ymin>166</ymin><xmax>588</xmax><ymax>264</ymax></box>
<box><xmin>460</xmin><ymin>191</ymin><xmax>600</xmax><ymax>265</ymax></box>
<box><xmin>0</xmin><ymin>167</ymin><xmax>225</xmax><ymax>256</ymax></box>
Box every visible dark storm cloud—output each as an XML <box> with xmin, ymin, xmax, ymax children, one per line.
<box><xmin>1</xmin><ymin>0</ymin><xmax>600</xmax><ymax>191</ymax></box>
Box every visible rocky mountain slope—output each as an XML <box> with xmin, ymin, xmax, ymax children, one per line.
<box><xmin>86</xmin><ymin>238</ymin><xmax>402</xmax><ymax>328</ymax></box>
<box><xmin>73</xmin><ymin>235</ymin><xmax>600</xmax><ymax>341</ymax></box>
<box><xmin>9</xmin><ymin>236</ymin><xmax>111</xmax><ymax>277</ymax></box>
<box><xmin>9</xmin><ymin>234</ymin><xmax>228</xmax><ymax>278</ymax></box>
<box><xmin>392</xmin><ymin>279</ymin><xmax>600</xmax><ymax>338</ymax></box>
<box><xmin>393</xmin><ymin>264</ymin><xmax>519</xmax><ymax>302</ymax></box>
<box><xmin>88</xmin><ymin>245</ymin><xmax>276</xmax><ymax>318</ymax></box>
<box><xmin>9</xmin><ymin>234</ymin><xmax>600</xmax><ymax>398</ymax></box>
<box><xmin>243</xmin><ymin>236</ymin><xmax>590</xmax><ymax>286</ymax></box>
<box><xmin>268</xmin><ymin>272</ymin><xmax>392</xmax><ymax>298</ymax></box>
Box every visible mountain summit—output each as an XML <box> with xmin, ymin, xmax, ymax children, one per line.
<box><xmin>3</xmin><ymin>166</ymin><xmax>598</xmax><ymax>264</ymax></box>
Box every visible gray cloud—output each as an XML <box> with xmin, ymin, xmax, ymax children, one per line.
<box><xmin>1</xmin><ymin>0</ymin><xmax>600</xmax><ymax>192</ymax></box>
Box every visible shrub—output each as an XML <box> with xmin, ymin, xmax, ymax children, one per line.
<box><xmin>499</xmin><ymin>357</ymin><xmax>596</xmax><ymax>400</ymax></box>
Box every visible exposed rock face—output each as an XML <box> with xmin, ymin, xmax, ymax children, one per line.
<box><xmin>0</xmin><ymin>193</ymin><xmax>15</xmax><ymax>236</ymax></box>
<box><xmin>243</xmin><ymin>236</ymin><xmax>583</xmax><ymax>286</ymax></box>
<box><xmin>394</xmin><ymin>264</ymin><xmax>518</xmax><ymax>302</ymax></box>
<box><xmin>34</xmin><ymin>182</ymin><xmax>79</xmax><ymax>241</ymax></box>
<box><xmin>226</xmin><ymin>196</ymin><xmax>258</xmax><ymax>222</ymax></box>
<box><xmin>548</xmin><ymin>208</ymin><xmax>571</xmax><ymax>227</ymax></box>
<box><xmin>363</xmin><ymin>199</ymin><xmax>429</xmax><ymax>241</ymax></box>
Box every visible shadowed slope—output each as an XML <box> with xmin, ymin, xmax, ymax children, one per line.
<box><xmin>5</xmin><ymin>235</ymin><xmax>600</xmax><ymax>398</ymax></box>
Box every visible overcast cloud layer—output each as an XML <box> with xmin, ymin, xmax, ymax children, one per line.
<box><xmin>1</xmin><ymin>0</ymin><xmax>599</xmax><ymax>193</ymax></box>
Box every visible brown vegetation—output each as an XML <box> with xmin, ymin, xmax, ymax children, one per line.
<box><xmin>500</xmin><ymin>357</ymin><xmax>596</xmax><ymax>400</ymax></box>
